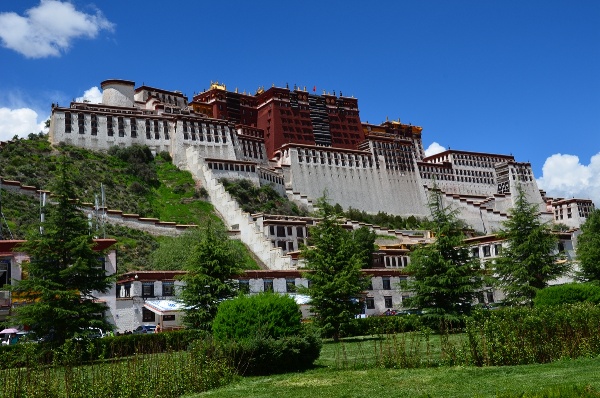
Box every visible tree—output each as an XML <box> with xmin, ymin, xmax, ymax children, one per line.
<box><xmin>494</xmin><ymin>185</ymin><xmax>567</xmax><ymax>306</ymax></box>
<box><xmin>576</xmin><ymin>209</ymin><xmax>600</xmax><ymax>282</ymax></box>
<box><xmin>179</xmin><ymin>220</ymin><xmax>243</xmax><ymax>330</ymax></box>
<box><xmin>11</xmin><ymin>157</ymin><xmax>112</xmax><ymax>345</ymax></box>
<box><xmin>301</xmin><ymin>197</ymin><xmax>372</xmax><ymax>341</ymax></box>
<box><xmin>403</xmin><ymin>188</ymin><xmax>482</xmax><ymax>324</ymax></box>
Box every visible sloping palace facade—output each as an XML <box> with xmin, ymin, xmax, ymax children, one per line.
<box><xmin>36</xmin><ymin>79</ymin><xmax>595</xmax><ymax>329</ymax></box>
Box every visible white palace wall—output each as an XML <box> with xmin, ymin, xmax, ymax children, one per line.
<box><xmin>280</xmin><ymin>148</ymin><xmax>429</xmax><ymax>217</ymax></box>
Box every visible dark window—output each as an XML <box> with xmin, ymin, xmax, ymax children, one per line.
<box><xmin>483</xmin><ymin>246</ymin><xmax>491</xmax><ymax>257</ymax></box>
<box><xmin>142</xmin><ymin>307</ymin><xmax>155</xmax><ymax>322</ymax></box>
<box><xmin>107</xmin><ymin>116</ymin><xmax>114</xmax><ymax>136</ymax></box>
<box><xmin>286</xmin><ymin>279</ymin><xmax>296</xmax><ymax>293</ymax></box>
<box><xmin>118</xmin><ymin>117</ymin><xmax>125</xmax><ymax>137</ymax></box>
<box><xmin>384</xmin><ymin>296</ymin><xmax>393</xmax><ymax>308</ymax></box>
<box><xmin>78</xmin><ymin>113</ymin><xmax>84</xmax><ymax>134</ymax></box>
<box><xmin>238</xmin><ymin>280</ymin><xmax>250</xmax><ymax>293</ymax></box>
<box><xmin>163</xmin><ymin>314</ymin><xmax>175</xmax><ymax>321</ymax></box>
<box><xmin>471</xmin><ymin>248</ymin><xmax>480</xmax><ymax>258</ymax></box>
<box><xmin>494</xmin><ymin>244</ymin><xmax>502</xmax><ymax>255</ymax></box>
<box><xmin>117</xmin><ymin>283</ymin><xmax>131</xmax><ymax>298</ymax></box>
<box><xmin>382</xmin><ymin>277</ymin><xmax>391</xmax><ymax>290</ymax></box>
<box><xmin>130</xmin><ymin>118</ymin><xmax>137</xmax><ymax>137</ymax></box>
<box><xmin>65</xmin><ymin>112</ymin><xmax>72</xmax><ymax>133</ymax></box>
<box><xmin>366</xmin><ymin>297</ymin><xmax>375</xmax><ymax>309</ymax></box>
<box><xmin>263</xmin><ymin>279</ymin><xmax>273</xmax><ymax>292</ymax></box>
<box><xmin>276</xmin><ymin>226</ymin><xmax>286</xmax><ymax>237</ymax></box>
<box><xmin>142</xmin><ymin>282</ymin><xmax>154</xmax><ymax>298</ymax></box>
<box><xmin>162</xmin><ymin>282</ymin><xmax>174</xmax><ymax>296</ymax></box>
<box><xmin>163</xmin><ymin>121</ymin><xmax>169</xmax><ymax>139</ymax></box>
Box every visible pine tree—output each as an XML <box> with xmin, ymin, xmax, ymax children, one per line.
<box><xmin>576</xmin><ymin>209</ymin><xmax>600</xmax><ymax>282</ymax></box>
<box><xmin>403</xmin><ymin>188</ymin><xmax>482</xmax><ymax>323</ymax></box>
<box><xmin>302</xmin><ymin>197</ymin><xmax>372</xmax><ymax>341</ymax></box>
<box><xmin>11</xmin><ymin>157</ymin><xmax>112</xmax><ymax>345</ymax></box>
<box><xmin>494</xmin><ymin>185</ymin><xmax>567</xmax><ymax>305</ymax></box>
<box><xmin>179</xmin><ymin>220</ymin><xmax>243</xmax><ymax>330</ymax></box>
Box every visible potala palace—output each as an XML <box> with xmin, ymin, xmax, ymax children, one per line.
<box><xmin>49</xmin><ymin>79</ymin><xmax>594</xmax><ymax>233</ymax></box>
<box><xmin>0</xmin><ymin>78</ymin><xmax>593</xmax><ymax>330</ymax></box>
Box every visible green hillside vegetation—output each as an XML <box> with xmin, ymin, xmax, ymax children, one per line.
<box><xmin>0</xmin><ymin>134</ymin><xmax>252</xmax><ymax>272</ymax></box>
<box><xmin>220</xmin><ymin>178</ymin><xmax>309</xmax><ymax>216</ymax></box>
<box><xmin>340</xmin><ymin>205</ymin><xmax>426</xmax><ymax>230</ymax></box>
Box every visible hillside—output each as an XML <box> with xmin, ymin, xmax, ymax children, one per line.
<box><xmin>0</xmin><ymin>134</ymin><xmax>228</xmax><ymax>272</ymax></box>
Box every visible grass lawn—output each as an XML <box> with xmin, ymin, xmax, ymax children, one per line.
<box><xmin>188</xmin><ymin>335</ymin><xmax>600</xmax><ymax>398</ymax></box>
<box><xmin>191</xmin><ymin>357</ymin><xmax>600</xmax><ymax>398</ymax></box>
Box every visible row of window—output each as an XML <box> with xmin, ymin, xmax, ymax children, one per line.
<box><xmin>297</xmin><ymin>149</ymin><xmax>374</xmax><ymax>168</ymax></box>
<box><xmin>471</xmin><ymin>244</ymin><xmax>502</xmax><ymax>258</ymax></box>
<box><xmin>259</xmin><ymin>170</ymin><xmax>284</xmax><ymax>186</ymax></box>
<box><xmin>207</xmin><ymin>162</ymin><xmax>256</xmax><ymax>173</ymax></box>
<box><xmin>365</xmin><ymin>296</ymin><xmax>395</xmax><ymax>309</ymax></box>
<box><xmin>240</xmin><ymin>140</ymin><xmax>264</xmax><ymax>159</ymax></box>
<box><xmin>116</xmin><ymin>281</ymin><xmax>175</xmax><ymax>298</ymax></box>
<box><xmin>142</xmin><ymin>308</ymin><xmax>175</xmax><ymax>322</ymax></box>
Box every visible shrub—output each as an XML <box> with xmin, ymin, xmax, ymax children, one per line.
<box><xmin>534</xmin><ymin>283</ymin><xmax>600</xmax><ymax>307</ymax></box>
<box><xmin>157</xmin><ymin>150</ymin><xmax>173</xmax><ymax>162</ymax></box>
<box><xmin>212</xmin><ymin>293</ymin><xmax>302</xmax><ymax>341</ymax></box>
<box><xmin>466</xmin><ymin>303</ymin><xmax>600</xmax><ymax>366</ymax></box>
<box><xmin>0</xmin><ymin>329</ymin><xmax>206</xmax><ymax>369</ymax></box>
<box><xmin>190</xmin><ymin>331</ymin><xmax>322</xmax><ymax>376</ymax></box>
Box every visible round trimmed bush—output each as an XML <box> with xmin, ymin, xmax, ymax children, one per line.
<box><xmin>534</xmin><ymin>283</ymin><xmax>600</xmax><ymax>307</ymax></box>
<box><xmin>212</xmin><ymin>293</ymin><xmax>302</xmax><ymax>341</ymax></box>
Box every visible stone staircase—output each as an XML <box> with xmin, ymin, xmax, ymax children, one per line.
<box><xmin>185</xmin><ymin>148</ymin><xmax>295</xmax><ymax>270</ymax></box>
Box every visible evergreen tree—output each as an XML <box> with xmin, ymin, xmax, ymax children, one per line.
<box><xmin>302</xmin><ymin>197</ymin><xmax>371</xmax><ymax>341</ymax></box>
<box><xmin>576</xmin><ymin>209</ymin><xmax>600</xmax><ymax>282</ymax></box>
<box><xmin>403</xmin><ymin>188</ymin><xmax>482</xmax><ymax>323</ymax></box>
<box><xmin>179</xmin><ymin>220</ymin><xmax>243</xmax><ymax>330</ymax></box>
<box><xmin>11</xmin><ymin>157</ymin><xmax>112</xmax><ymax>345</ymax></box>
<box><xmin>494</xmin><ymin>185</ymin><xmax>567</xmax><ymax>306</ymax></box>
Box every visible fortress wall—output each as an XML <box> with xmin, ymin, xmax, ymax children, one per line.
<box><xmin>426</xmin><ymin>178</ymin><xmax>498</xmax><ymax>197</ymax></box>
<box><xmin>50</xmin><ymin>110</ymin><xmax>173</xmax><ymax>154</ymax></box>
<box><xmin>283</xmin><ymin>149</ymin><xmax>429</xmax><ymax>217</ymax></box>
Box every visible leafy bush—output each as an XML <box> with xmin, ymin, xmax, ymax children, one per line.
<box><xmin>212</xmin><ymin>293</ymin><xmax>302</xmax><ymax>341</ymax></box>
<box><xmin>534</xmin><ymin>283</ymin><xmax>600</xmax><ymax>307</ymax></box>
<box><xmin>190</xmin><ymin>331</ymin><xmax>322</xmax><ymax>376</ymax></box>
<box><xmin>0</xmin><ymin>329</ymin><xmax>206</xmax><ymax>369</ymax></box>
<box><xmin>466</xmin><ymin>303</ymin><xmax>600</xmax><ymax>366</ymax></box>
<box><xmin>1</xmin><ymin>335</ymin><xmax>234</xmax><ymax>398</ymax></box>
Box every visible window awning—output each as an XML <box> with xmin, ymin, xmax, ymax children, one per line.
<box><xmin>143</xmin><ymin>300</ymin><xmax>186</xmax><ymax>315</ymax></box>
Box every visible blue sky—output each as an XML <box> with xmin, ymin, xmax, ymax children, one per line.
<box><xmin>0</xmin><ymin>0</ymin><xmax>599</xmax><ymax>205</ymax></box>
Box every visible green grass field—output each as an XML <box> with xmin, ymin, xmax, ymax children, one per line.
<box><xmin>189</xmin><ymin>336</ymin><xmax>600</xmax><ymax>398</ymax></box>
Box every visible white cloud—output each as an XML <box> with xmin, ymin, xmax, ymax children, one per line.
<box><xmin>537</xmin><ymin>153</ymin><xmax>600</xmax><ymax>206</ymax></box>
<box><xmin>0</xmin><ymin>107</ymin><xmax>48</xmax><ymax>140</ymax></box>
<box><xmin>424</xmin><ymin>142</ymin><xmax>446</xmax><ymax>157</ymax></box>
<box><xmin>76</xmin><ymin>86</ymin><xmax>102</xmax><ymax>103</ymax></box>
<box><xmin>0</xmin><ymin>0</ymin><xmax>114</xmax><ymax>58</ymax></box>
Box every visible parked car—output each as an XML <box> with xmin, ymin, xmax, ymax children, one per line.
<box><xmin>133</xmin><ymin>324</ymin><xmax>156</xmax><ymax>334</ymax></box>
<box><xmin>74</xmin><ymin>327</ymin><xmax>106</xmax><ymax>340</ymax></box>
